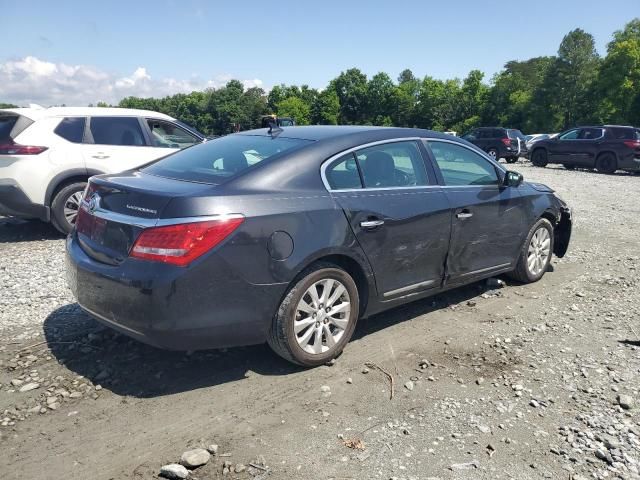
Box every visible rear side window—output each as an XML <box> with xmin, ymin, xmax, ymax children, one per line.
<box><xmin>54</xmin><ymin>117</ymin><xmax>86</xmax><ymax>143</ymax></box>
<box><xmin>326</xmin><ymin>153</ymin><xmax>362</xmax><ymax>190</ymax></box>
<box><xmin>609</xmin><ymin>127</ymin><xmax>637</xmax><ymax>140</ymax></box>
<box><xmin>356</xmin><ymin>141</ymin><xmax>429</xmax><ymax>188</ymax></box>
<box><xmin>0</xmin><ymin>114</ymin><xmax>33</xmax><ymax>142</ymax></box>
<box><xmin>143</xmin><ymin>134</ymin><xmax>312</xmax><ymax>184</ymax></box>
<box><xmin>89</xmin><ymin>117</ymin><xmax>145</xmax><ymax>146</ymax></box>
<box><xmin>428</xmin><ymin>141</ymin><xmax>499</xmax><ymax>186</ymax></box>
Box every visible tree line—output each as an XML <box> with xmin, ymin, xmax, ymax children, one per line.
<box><xmin>4</xmin><ymin>19</ymin><xmax>639</xmax><ymax>136</ymax></box>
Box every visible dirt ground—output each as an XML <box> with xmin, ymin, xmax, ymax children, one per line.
<box><xmin>1</xmin><ymin>162</ymin><xmax>639</xmax><ymax>480</ymax></box>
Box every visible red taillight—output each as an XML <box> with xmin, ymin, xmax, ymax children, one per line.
<box><xmin>0</xmin><ymin>144</ymin><xmax>48</xmax><ymax>155</ymax></box>
<box><xmin>623</xmin><ymin>140</ymin><xmax>640</xmax><ymax>149</ymax></box>
<box><xmin>501</xmin><ymin>137</ymin><xmax>512</xmax><ymax>146</ymax></box>
<box><xmin>130</xmin><ymin>217</ymin><xmax>244</xmax><ymax>267</ymax></box>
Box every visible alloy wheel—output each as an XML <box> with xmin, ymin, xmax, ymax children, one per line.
<box><xmin>527</xmin><ymin>227</ymin><xmax>551</xmax><ymax>276</ymax></box>
<box><xmin>488</xmin><ymin>149</ymin><xmax>497</xmax><ymax>159</ymax></box>
<box><xmin>294</xmin><ymin>278</ymin><xmax>351</xmax><ymax>355</ymax></box>
<box><xmin>63</xmin><ymin>191</ymin><xmax>84</xmax><ymax>225</ymax></box>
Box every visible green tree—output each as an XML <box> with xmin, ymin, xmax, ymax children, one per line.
<box><xmin>0</xmin><ymin>103</ymin><xmax>18</xmax><ymax>108</ymax></box>
<box><xmin>311</xmin><ymin>88</ymin><xmax>340</xmax><ymax>125</ymax></box>
<box><xmin>333</xmin><ymin>68</ymin><xmax>369</xmax><ymax>124</ymax></box>
<box><xmin>598</xmin><ymin>19</ymin><xmax>640</xmax><ymax>125</ymax></box>
<box><xmin>366</xmin><ymin>72</ymin><xmax>397</xmax><ymax>125</ymax></box>
<box><xmin>277</xmin><ymin>96</ymin><xmax>311</xmax><ymax>125</ymax></box>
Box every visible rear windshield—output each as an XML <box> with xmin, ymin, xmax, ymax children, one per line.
<box><xmin>609</xmin><ymin>127</ymin><xmax>639</xmax><ymax>140</ymax></box>
<box><xmin>0</xmin><ymin>113</ymin><xmax>33</xmax><ymax>143</ymax></box>
<box><xmin>507</xmin><ymin>129</ymin><xmax>527</xmax><ymax>140</ymax></box>
<box><xmin>142</xmin><ymin>134</ymin><xmax>313</xmax><ymax>184</ymax></box>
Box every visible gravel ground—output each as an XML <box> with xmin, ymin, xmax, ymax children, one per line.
<box><xmin>0</xmin><ymin>162</ymin><xmax>639</xmax><ymax>480</ymax></box>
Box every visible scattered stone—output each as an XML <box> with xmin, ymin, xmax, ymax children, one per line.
<box><xmin>449</xmin><ymin>460</ymin><xmax>479</xmax><ymax>470</ymax></box>
<box><xmin>404</xmin><ymin>380</ymin><xmax>414</xmax><ymax>391</ymax></box>
<box><xmin>207</xmin><ymin>444</ymin><xmax>219</xmax><ymax>455</ymax></box>
<box><xmin>18</xmin><ymin>382</ymin><xmax>40</xmax><ymax>393</ymax></box>
<box><xmin>180</xmin><ymin>448</ymin><xmax>211</xmax><ymax>469</ymax></box>
<box><xmin>234</xmin><ymin>464</ymin><xmax>246</xmax><ymax>473</ymax></box>
<box><xmin>529</xmin><ymin>399</ymin><xmax>540</xmax><ymax>408</ymax></box>
<box><xmin>361</xmin><ymin>367</ymin><xmax>369</xmax><ymax>374</ymax></box>
<box><xmin>476</xmin><ymin>377</ymin><xmax>484</xmax><ymax>385</ymax></box>
<box><xmin>346</xmin><ymin>377</ymin><xmax>353</xmax><ymax>384</ymax></box>
<box><xmin>617</xmin><ymin>394</ymin><xmax>633</xmax><ymax>410</ymax></box>
<box><xmin>320</xmin><ymin>385</ymin><xmax>331</xmax><ymax>393</ymax></box>
<box><xmin>159</xmin><ymin>464</ymin><xmax>189</xmax><ymax>479</ymax></box>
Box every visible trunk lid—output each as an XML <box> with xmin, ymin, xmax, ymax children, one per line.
<box><xmin>76</xmin><ymin>171</ymin><xmax>215</xmax><ymax>265</ymax></box>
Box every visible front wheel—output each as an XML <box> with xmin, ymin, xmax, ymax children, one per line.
<box><xmin>268</xmin><ymin>264</ymin><xmax>359</xmax><ymax>366</ymax></box>
<box><xmin>51</xmin><ymin>181</ymin><xmax>87</xmax><ymax>234</ymax></box>
<box><xmin>506</xmin><ymin>157</ymin><xmax>518</xmax><ymax>164</ymax></box>
<box><xmin>508</xmin><ymin>218</ymin><xmax>554</xmax><ymax>284</ymax></box>
<box><xmin>531</xmin><ymin>149</ymin><xmax>548</xmax><ymax>167</ymax></box>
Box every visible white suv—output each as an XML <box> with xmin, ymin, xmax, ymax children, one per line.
<box><xmin>0</xmin><ymin>106</ymin><xmax>206</xmax><ymax>233</ymax></box>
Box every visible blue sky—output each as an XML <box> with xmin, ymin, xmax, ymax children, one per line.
<box><xmin>1</xmin><ymin>0</ymin><xmax>638</xmax><ymax>105</ymax></box>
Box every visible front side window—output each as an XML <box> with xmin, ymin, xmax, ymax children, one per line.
<box><xmin>54</xmin><ymin>117</ymin><xmax>86</xmax><ymax>143</ymax></box>
<box><xmin>89</xmin><ymin>117</ymin><xmax>145</xmax><ymax>146</ymax></box>
<box><xmin>559</xmin><ymin>129</ymin><xmax>580</xmax><ymax>140</ymax></box>
<box><xmin>326</xmin><ymin>153</ymin><xmax>362</xmax><ymax>190</ymax></box>
<box><xmin>143</xmin><ymin>134</ymin><xmax>312</xmax><ymax>184</ymax></box>
<box><xmin>356</xmin><ymin>141</ymin><xmax>429</xmax><ymax>188</ymax></box>
<box><xmin>428</xmin><ymin>141</ymin><xmax>499</xmax><ymax>186</ymax></box>
<box><xmin>147</xmin><ymin>119</ymin><xmax>200</xmax><ymax>149</ymax></box>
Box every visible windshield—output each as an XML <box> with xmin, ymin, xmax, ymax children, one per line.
<box><xmin>142</xmin><ymin>134</ymin><xmax>313</xmax><ymax>184</ymax></box>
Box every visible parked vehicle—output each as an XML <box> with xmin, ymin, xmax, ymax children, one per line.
<box><xmin>529</xmin><ymin>125</ymin><xmax>640</xmax><ymax>174</ymax></box>
<box><xmin>0</xmin><ymin>107</ymin><xmax>206</xmax><ymax>233</ymax></box>
<box><xmin>261</xmin><ymin>115</ymin><xmax>295</xmax><ymax>128</ymax></box>
<box><xmin>66</xmin><ymin>126</ymin><xmax>572</xmax><ymax>366</ymax></box>
<box><xmin>461</xmin><ymin>127</ymin><xmax>528</xmax><ymax>163</ymax></box>
<box><xmin>525</xmin><ymin>133</ymin><xmax>553</xmax><ymax>150</ymax></box>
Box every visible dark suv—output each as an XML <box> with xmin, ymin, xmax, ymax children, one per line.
<box><xmin>462</xmin><ymin>127</ymin><xmax>528</xmax><ymax>163</ymax></box>
<box><xmin>529</xmin><ymin>125</ymin><xmax>640</xmax><ymax>174</ymax></box>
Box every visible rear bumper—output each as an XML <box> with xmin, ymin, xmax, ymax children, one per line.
<box><xmin>65</xmin><ymin>233</ymin><xmax>288</xmax><ymax>350</ymax></box>
<box><xmin>0</xmin><ymin>180</ymin><xmax>50</xmax><ymax>221</ymax></box>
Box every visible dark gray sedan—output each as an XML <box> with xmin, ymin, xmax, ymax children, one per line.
<box><xmin>66</xmin><ymin>126</ymin><xmax>572</xmax><ymax>366</ymax></box>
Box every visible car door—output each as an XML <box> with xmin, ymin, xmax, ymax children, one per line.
<box><xmin>83</xmin><ymin>116</ymin><xmax>168</xmax><ymax>174</ymax></box>
<box><xmin>323</xmin><ymin>139</ymin><xmax>451</xmax><ymax>299</ymax></box>
<box><xmin>576</xmin><ymin>127</ymin><xmax>605</xmax><ymax>166</ymax></box>
<box><xmin>549</xmin><ymin>128</ymin><xmax>581</xmax><ymax>164</ymax></box>
<box><xmin>425</xmin><ymin>140</ymin><xmax>526</xmax><ymax>284</ymax></box>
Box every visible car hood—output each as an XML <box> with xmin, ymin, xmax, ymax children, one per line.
<box><xmin>527</xmin><ymin>182</ymin><xmax>555</xmax><ymax>193</ymax></box>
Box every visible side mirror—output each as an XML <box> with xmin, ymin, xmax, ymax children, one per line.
<box><xmin>504</xmin><ymin>170</ymin><xmax>523</xmax><ymax>187</ymax></box>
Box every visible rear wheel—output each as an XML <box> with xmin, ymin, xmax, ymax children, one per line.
<box><xmin>51</xmin><ymin>181</ymin><xmax>87</xmax><ymax>234</ymax></box>
<box><xmin>506</xmin><ymin>157</ymin><xmax>518</xmax><ymax>164</ymax></box>
<box><xmin>508</xmin><ymin>218</ymin><xmax>554</xmax><ymax>284</ymax></box>
<box><xmin>487</xmin><ymin>148</ymin><xmax>499</xmax><ymax>160</ymax></box>
<box><xmin>268</xmin><ymin>264</ymin><xmax>359</xmax><ymax>366</ymax></box>
<box><xmin>563</xmin><ymin>164</ymin><xmax>576</xmax><ymax>170</ymax></box>
<box><xmin>595</xmin><ymin>152</ymin><xmax>617</xmax><ymax>174</ymax></box>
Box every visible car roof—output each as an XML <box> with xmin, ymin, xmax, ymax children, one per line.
<box><xmin>237</xmin><ymin>125</ymin><xmax>455</xmax><ymax>142</ymax></box>
<box><xmin>0</xmin><ymin>106</ymin><xmax>175</xmax><ymax>122</ymax></box>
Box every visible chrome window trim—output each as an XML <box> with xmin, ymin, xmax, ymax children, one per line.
<box><xmin>320</xmin><ymin>137</ymin><xmax>434</xmax><ymax>192</ymax></box>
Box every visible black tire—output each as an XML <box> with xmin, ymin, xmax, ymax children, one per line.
<box><xmin>563</xmin><ymin>164</ymin><xmax>576</xmax><ymax>170</ymax></box>
<box><xmin>595</xmin><ymin>152</ymin><xmax>617</xmax><ymax>174</ymax></box>
<box><xmin>531</xmin><ymin>149</ymin><xmax>548</xmax><ymax>167</ymax></box>
<box><xmin>506</xmin><ymin>157</ymin><xmax>518</xmax><ymax>164</ymax></box>
<box><xmin>508</xmin><ymin>218</ymin><xmax>554</xmax><ymax>284</ymax></box>
<box><xmin>487</xmin><ymin>148</ymin><xmax>499</xmax><ymax>160</ymax></box>
<box><xmin>50</xmin><ymin>181</ymin><xmax>87</xmax><ymax>234</ymax></box>
<box><xmin>267</xmin><ymin>263</ymin><xmax>359</xmax><ymax>367</ymax></box>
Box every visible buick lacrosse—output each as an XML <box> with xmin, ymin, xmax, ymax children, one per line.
<box><xmin>66</xmin><ymin>126</ymin><xmax>571</xmax><ymax>366</ymax></box>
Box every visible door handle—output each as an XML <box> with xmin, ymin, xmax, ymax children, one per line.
<box><xmin>91</xmin><ymin>154</ymin><xmax>110</xmax><ymax>159</ymax></box>
<box><xmin>360</xmin><ymin>219</ymin><xmax>385</xmax><ymax>229</ymax></box>
<box><xmin>456</xmin><ymin>210</ymin><xmax>473</xmax><ymax>219</ymax></box>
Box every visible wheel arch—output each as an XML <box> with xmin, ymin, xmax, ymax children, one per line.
<box><xmin>45</xmin><ymin>169</ymin><xmax>105</xmax><ymax>206</ymax></box>
<box><xmin>596</xmin><ymin>150</ymin><xmax>618</xmax><ymax>162</ymax></box>
<box><xmin>290</xmin><ymin>252</ymin><xmax>374</xmax><ymax>318</ymax></box>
